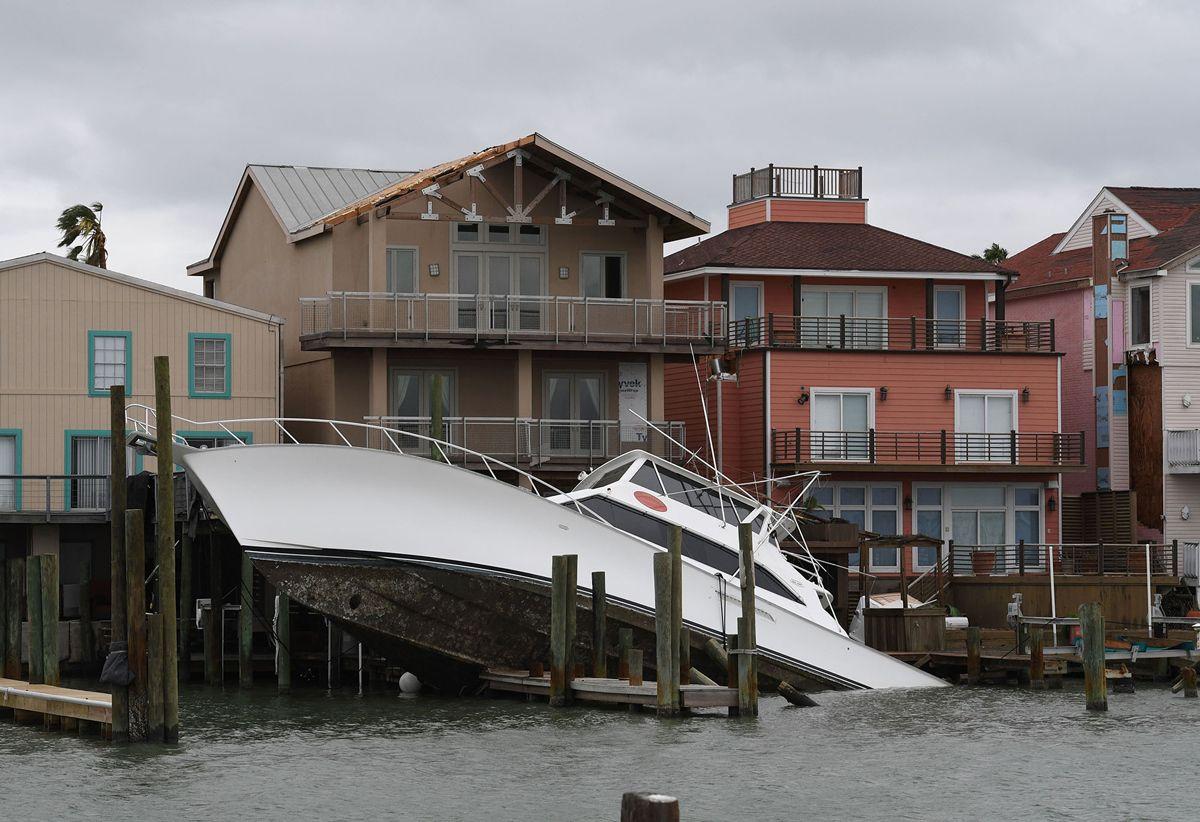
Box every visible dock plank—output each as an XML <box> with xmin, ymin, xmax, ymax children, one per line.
<box><xmin>0</xmin><ymin>678</ymin><xmax>113</xmax><ymax>725</ymax></box>
<box><xmin>480</xmin><ymin>670</ymin><xmax>738</xmax><ymax>709</ymax></box>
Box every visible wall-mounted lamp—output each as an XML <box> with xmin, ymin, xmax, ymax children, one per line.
<box><xmin>797</xmin><ymin>390</ymin><xmax>809</xmax><ymax>405</ymax></box>
<box><xmin>1022</xmin><ymin>386</ymin><xmax>1031</xmax><ymax>403</ymax></box>
<box><xmin>879</xmin><ymin>386</ymin><xmax>889</xmax><ymax>402</ymax></box>
<box><xmin>559</xmin><ymin>266</ymin><xmax>569</xmax><ymax>280</ymax></box>
<box><xmin>944</xmin><ymin>385</ymin><xmax>953</xmax><ymax>401</ymax></box>
<box><xmin>903</xmin><ymin>496</ymin><xmax>913</xmax><ymax>511</ymax></box>
<box><xmin>428</xmin><ymin>263</ymin><xmax>440</xmax><ymax>278</ymax></box>
<box><xmin>1047</xmin><ymin>496</ymin><xmax>1057</xmax><ymax>513</ymax></box>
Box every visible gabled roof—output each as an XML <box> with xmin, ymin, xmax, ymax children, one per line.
<box><xmin>664</xmin><ymin>221</ymin><xmax>1011</xmax><ymax>278</ymax></box>
<box><xmin>2</xmin><ymin>252</ymin><xmax>284</xmax><ymax>324</ymax></box>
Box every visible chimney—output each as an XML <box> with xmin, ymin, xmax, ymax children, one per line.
<box><xmin>728</xmin><ymin>164</ymin><xmax>868</xmax><ymax>229</ymax></box>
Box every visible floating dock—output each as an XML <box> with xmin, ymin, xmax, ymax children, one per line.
<box><xmin>481</xmin><ymin>669</ymin><xmax>741</xmax><ymax>710</ymax></box>
<box><xmin>0</xmin><ymin>678</ymin><xmax>113</xmax><ymax>736</ymax></box>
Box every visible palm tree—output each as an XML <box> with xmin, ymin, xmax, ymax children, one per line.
<box><xmin>972</xmin><ymin>242</ymin><xmax>1008</xmax><ymax>264</ymax></box>
<box><xmin>56</xmin><ymin>202</ymin><xmax>108</xmax><ymax>268</ymax></box>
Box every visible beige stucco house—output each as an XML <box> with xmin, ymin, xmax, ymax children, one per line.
<box><xmin>187</xmin><ymin>133</ymin><xmax>721</xmax><ymax>483</ymax></box>
<box><xmin>0</xmin><ymin>252</ymin><xmax>283</xmax><ymax>614</ymax></box>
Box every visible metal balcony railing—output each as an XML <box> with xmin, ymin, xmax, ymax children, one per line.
<box><xmin>949</xmin><ymin>542</ymin><xmax>1179</xmax><ymax>578</ymax></box>
<box><xmin>0</xmin><ymin>475</ymin><xmax>110</xmax><ymax>519</ymax></box>
<box><xmin>732</xmin><ymin>165</ymin><xmax>862</xmax><ymax>204</ymax></box>
<box><xmin>729</xmin><ymin>315</ymin><xmax>1056</xmax><ymax>353</ymax></box>
<box><xmin>361</xmin><ymin>416</ymin><xmax>687</xmax><ymax>468</ymax></box>
<box><xmin>300</xmin><ymin>292</ymin><xmax>726</xmax><ymax>347</ymax></box>
<box><xmin>1166</xmin><ymin>429</ymin><xmax>1200</xmax><ymax>473</ymax></box>
<box><xmin>771</xmin><ymin>429</ymin><xmax>1086</xmax><ymax>467</ymax></box>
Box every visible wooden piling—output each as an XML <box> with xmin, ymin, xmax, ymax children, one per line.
<box><xmin>617</xmin><ymin>627</ymin><xmax>633</xmax><ymax>679</ymax></box>
<box><xmin>725</xmin><ymin>632</ymin><xmax>738</xmax><ymax>698</ymax></box>
<box><xmin>109</xmin><ymin>385</ymin><xmax>129</xmax><ymax>742</ymax></box>
<box><xmin>79</xmin><ymin>556</ymin><xmax>93</xmax><ymax>665</ymax></box>
<box><xmin>1079</xmin><ymin>602</ymin><xmax>1107</xmax><ymax>712</ymax></box>
<box><xmin>653</xmin><ymin>552</ymin><xmax>678</xmax><ymax>717</ymax></box>
<box><xmin>620</xmin><ymin>791</ymin><xmax>680</xmax><ymax>822</ymax></box>
<box><xmin>1029</xmin><ymin>627</ymin><xmax>1045</xmax><ymax>690</ymax></box>
<box><xmin>627</xmin><ymin>649</ymin><xmax>643</xmax><ymax>686</ymax></box>
<box><xmin>26</xmin><ymin>555</ymin><xmax>43</xmax><ymax>684</ymax></box>
<box><xmin>965</xmin><ymin>626</ymin><xmax>981</xmax><ymax>685</ymax></box>
<box><xmin>179</xmin><ymin>529</ymin><xmax>192</xmax><ymax>682</ymax></box>
<box><xmin>736</xmin><ymin>523</ymin><xmax>758</xmax><ymax>716</ymax></box>
<box><xmin>0</xmin><ymin>559</ymin><xmax>5</xmax><ymax>679</ymax></box>
<box><xmin>239</xmin><ymin>551</ymin><xmax>253</xmax><ymax>688</ymax></box>
<box><xmin>678</xmin><ymin>626</ymin><xmax>691</xmax><ymax>687</ymax></box>
<box><xmin>205</xmin><ymin>533</ymin><xmax>221</xmax><ymax>686</ymax></box>
<box><xmin>591</xmin><ymin>570</ymin><xmax>607</xmax><ymax>678</ymax></box>
<box><xmin>40</xmin><ymin>554</ymin><xmax>60</xmax><ymax>687</ymax></box>
<box><xmin>549</xmin><ymin>555</ymin><xmax>574</xmax><ymax>706</ymax></box>
<box><xmin>565</xmin><ymin>554</ymin><xmax>577</xmax><ymax>684</ymax></box>
<box><xmin>669</xmin><ymin>526</ymin><xmax>683</xmax><ymax>702</ymax></box>
<box><xmin>126</xmin><ymin>509</ymin><xmax>149</xmax><ymax>740</ymax></box>
<box><xmin>4</xmin><ymin>557</ymin><xmax>20</xmax><ymax>678</ymax></box>
<box><xmin>276</xmin><ymin>591</ymin><xmax>291</xmax><ymax>692</ymax></box>
<box><xmin>154</xmin><ymin>356</ymin><xmax>179</xmax><ymax>742</ymax></box>
<box><xmin>147</xmin><ymin>612</ymin><xmax>164</xmax><ymax>742</ymax></box>
<box><xmin>1182</xmin><ymin>667</ymin><xmax>1198</xmax><ymax>698</ymax></box>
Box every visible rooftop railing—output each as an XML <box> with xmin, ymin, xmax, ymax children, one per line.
<box><xmin>732</xmin><ymin>165</ymin><xmax>863</xmax><ymax>204</ymax></box>
<box><xmin>730</xmin><ymin>315</ymin><xmax>1056</xmax><ymax>354</ymax></box>
<box><xmin>771</xmin><ymin>428</ymin><xmax>1085</xmax><ymax>468</ymax></box>
<box><xmin>300</xmin><ymin>292</ymin><xmax>726</xmax><ymax>348</ymax></box>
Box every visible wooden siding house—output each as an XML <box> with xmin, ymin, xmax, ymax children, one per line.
<box><xmin>0</xmin><ymin>252</ymin><xmax>283</xmax><ymax>621</ymax></box>
<box><xmin>187</xmin><ymin>133</ymin><xmax>717</xmax><ymax>485</ymax></box>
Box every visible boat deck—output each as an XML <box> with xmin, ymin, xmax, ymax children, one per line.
<box><xmin>0</xmin><ymin>678</ymin><xmax>113</xmax><ymax>736</ymax></box>
<box><xmin>481</xmin><ymin>669</ymin><xmax>741</xmax><ymax>709</ymax></box>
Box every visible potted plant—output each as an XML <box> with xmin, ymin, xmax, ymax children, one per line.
<box><xmin>971</xmin><ymin>549</ymin><xmax>997</xmax><ymax>575</ymax></box>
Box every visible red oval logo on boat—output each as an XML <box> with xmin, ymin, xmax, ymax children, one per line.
<box><xmin>634</xmin><ymin>490</ymin><xmax>668</xmax><ymax>512</ymax></box>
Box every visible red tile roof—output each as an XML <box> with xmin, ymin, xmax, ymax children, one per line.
<box><xmin>664</xmin><ymin>221</ymin><xmax>1009</xmax><ymax>276</ymax></box>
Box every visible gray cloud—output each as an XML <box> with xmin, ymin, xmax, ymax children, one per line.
<box><xmin>2</xmin><ymin>0</ymin><xmax>1197</xmax><ymax>290</ymax></box>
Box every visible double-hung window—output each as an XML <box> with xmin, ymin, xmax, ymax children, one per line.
<box><xmin>810</xmin><ymin>389</ymin><xmax>872</xmax><ymax>461</ymax></box>
<box><xmin>1130</xmin><ymin>283</ymin><xmax>1150</xmax><ymax>347</ymax></box>
<box><xmin>955</xmin><ymin>391</ymin><xmax>1016</xmax><ymax>463</ymax></box>
<box><xmin>88</xmin><ymin>331</ymin><xmax>131</xmax><ymax>396</ymax></box>
<box><xmin>189</xmin><ymin>333</ymin><xmax>231</xmax><ymax>398</ymax></box>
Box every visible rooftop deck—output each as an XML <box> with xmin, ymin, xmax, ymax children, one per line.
<box><xmin>732</xmin><ymin>164</ymin><xmax>863</xmax><ymax>204</ymax></box>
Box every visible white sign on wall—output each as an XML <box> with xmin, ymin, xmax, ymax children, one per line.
<box><xmin>619</xmin><ymin>362</ymin><xmax>648</xmax><ymax>443</ymax></box>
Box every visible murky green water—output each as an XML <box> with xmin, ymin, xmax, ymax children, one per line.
<box><xmin>2</xmin><ymin>681</ymin><xmax>1196</xmax><ymax>821</ymax></box>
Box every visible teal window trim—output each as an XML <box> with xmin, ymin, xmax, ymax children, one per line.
<box><xmin>188</xmin><ymin>332</ymin><xmax>232</xmax><ymax>399</ymax></box>
<box><xmin>87</xmin><ymin>330</ymin><xmax>133</xmax><ymax>397</ymax></box>
<box><xmin>63</xmin><ymin>429</ymin><xmax>143</xmax><ymax>510</ymax></box>
<box><xmin>0</xmin><ymin>428</ymin><xmax>23</xmax><ymax>509</ymax></box>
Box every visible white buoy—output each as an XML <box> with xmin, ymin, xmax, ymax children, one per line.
<box><xmin>398</xmin><ymin>671</ymin><xmax>421</xmax><ymax>694</ymax></box>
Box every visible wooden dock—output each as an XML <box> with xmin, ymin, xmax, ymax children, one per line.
<box><xmin>0</xmin><ymin>677</ymin><xmax>113</xmax><ymax>736</ymax></box>
<box><xmin>482</xmin><ymin>669</ymin><xmax>740</xmax><ymax>710</ymax></box>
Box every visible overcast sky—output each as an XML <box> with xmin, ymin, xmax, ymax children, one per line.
<box><xmin>2</xmin><ymin>1</ymin><xmax>1197</xmax><ymax>292</ymax></box>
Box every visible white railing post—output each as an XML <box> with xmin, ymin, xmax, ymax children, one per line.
<box><xmin>393</xmin><ymin>291</ymin><xmax>399</xmax><ymax>341</ymax></box>
<box><xmin>632</xmin><ymin>298</ymin><xmax>638</xmax><ymax>345</ymax></box>
<box><xmin>1146</xmin><ymin>542</ymin><xmax>1153</xmax><ymax>638</ymax></box>
<box><xmin>341</xmin><ymin>293</ymin><xmax>348</xmax><ymax>340</ymax></box>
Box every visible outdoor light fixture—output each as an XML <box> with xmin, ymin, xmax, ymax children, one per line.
<box><xmin>428</xmin><ymin>263</ymin><xmax>440</xmax><ymax>278</ymax></box>
<box><xmin>880</xmin><ymin>386</ymin><xmax>889</xmax><ymax>401</ymax></box>
<box><xmin>944</xmin><ymin>385</ymin><xmax>952</xmax><ymax>400</ymax></box>
<box><xmin>903</xmin><ymin>496</ymin><xmax>912</xmax><ymax>510</ymax></box>
<box><xmin>1047</xmin><ymin>496</ymin><xmax>1057</xmax><ymax>513</ymax></box>
<box><xmin>1022</xmin><ymin>386</ymin><xmax>1031</xmax><ymax>403</ymax></box>
<box><xmin>797</xmin><ymin>390</ymin><xmax>809</xmax><ymax>405</ymax></box>
<box><xmin>559</xmin><ymin>266</ymin><xmax>569</xmax><ymax>279</ymax></box>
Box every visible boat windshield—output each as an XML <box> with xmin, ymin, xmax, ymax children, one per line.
<box><xmin>629</xmin><ymin>462</ymin><xmax>765</xmax><ymax>530</ymax></box>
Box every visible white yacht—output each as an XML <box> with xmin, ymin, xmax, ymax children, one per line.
<box><xmin>135</xmin><ymin>412</ymin><xmax>945</xmax><ymax>691</ymax></box>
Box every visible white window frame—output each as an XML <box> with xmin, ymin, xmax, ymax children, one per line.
<box><xmin>953</xmin><ymin>389</ymin><xmax>1019</xmax><ymax>464</ymax></box>
<box><xmin>388</xmin><ymin>367</ymin><xmax>458</xmax><ymax>419</ymax></box>
<box><xmin>1012</xmin><ymin>484</ymin><xmax>1045</xmax><ymax>569</ymax></box>
<box><xmin>865</xmin><ymin>484</ymin><xmax>902</xmax><ymax>573</ymax></box>
<box><xmin>1128</xmin><ymin>280</ymin><xmax>1152</xmax><ymax>348</ymax></box>
<box><xmin>385</xmin><ymin>245</ymin><xmax>420</xmax><ymax>294</ymax></box>
<box><xmin>579</xmin><ymin>251</ymin><xmax>629</xmax><ymax>299</ymax></box>
<box><xmin>911</xmin><ymin>483</ymin><xmax>946</xmax><ymax>572</ymax></box>
<box><xmin>800</xmin><ymin>285</ymin><xmax>888</xmax><ymax>348</ymax></box>
<box><xmin>1187</xmin><ymin>280</ymin><xmax>1200</xmax><ymax>348</ymax></box>
<box><xmin>809</xmin><ymin>387</ymin><xmax>875</xmax><ymax>462</ymax></box>
<box><xmin>811</xmin><ymin>481</ymin><xmax>900</xmax><ymax>570</ymax></box>
<box><xmin>933</xmin><ymin>285</ymin><xmax>966</xmax><ymax>349</ymax></box>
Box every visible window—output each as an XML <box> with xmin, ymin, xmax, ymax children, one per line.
<box><xmin>955</xmin><ymin>391</ymin><xmax>1016</xmax><ymax>462</ymax></box>
<box><xmin>455</xmin><ymin>222</ymin><xmax>543</xmax><ymax>246</ymax></box>
<box><xmin>934</xmin><ymin>286</ymin><xmax>965</xmax><ymax>348</ymax></box>
<box><xmin>800</xmin><ymin>287</ymin><xmax>886</xmax><ymax>348</ymax></box>
<box><xmin>582</xmin><ymin>253</ymin><xmax>625</xmax><ymax>298</ymax></box>
<box><xmin>386</xmin><ymin>247</ymin><xmax>418</xmax><ymax>293</ymax></box>
<box><xmin>0</xmin><ymin>430</ymin><xmax>19</xmax><ymax>511</ymax></box>
<box><xmin>543</xmin><ymin>372</ymin><xmax>605</xmax><ymax>455</ymax></box>
<box><xmin>729</xmin><ymin>281</ymin><xmax>764</xmax><ymax>345</ymax></box>
<box><xmin>810</xmin><ymin>389</ymin><xmax>872</xmax><ymax>461</ymax></box>
<box><xmin>391</xmin><ymin>369</ymin><xmax>455</xmax><ymax>418</ymax></box>
<box><xmin>88</xmin><ymin>331</ymin><xmax>131</xmax><ymax>396</ymax></box>
<box><xmin>633</xmin><ymin>461</ymin><xmax>761</xmax><ymax>527</ymax></box>
<box><xmin>1109</xmin><ymin>214</ymin><xmax>1127</xmax><ymax>260</ymax></box>
<box><xmin>1130</xmin><ymin>284</ymin><xmax>1150</xmax><ymax>347</ymax></box>
<box><xmin>454</xmin><ymin>225</ymin><xmax>546</xmax><ymax>331</ymax></box>
<box><xmin>181</xmin><ymin>432</ymin><xmax>251</xmax><ymax>449</ymax></box>
<box><xmin>1015</xmin><ymin>486</ymin><xmax>1042</xmax><ymax>567</ymax></box>
<box><xmin>517</xmin><ymin>225</ymin><xmax>544</xmax><ymax>245</ymax></box>
<box><xmin>67</xmin><ymin>432</ymin><xmax>137</xmax><ymax>510</ymax></box>
<box><xmin>189</xmin><ymin>333</ymin><xmax>231</xmax><ymax>398</ymax></box>
<box><xmin>811</xmin><ymin>482</ymin><xmax>898</xmax><ymax>567</ymax></box>
<box><xmin>913</xmin><ymin>486</ymin><xmax>944</xmax><ymax>571</ymax></box>
<box><xmin>455</xmin><ymin>223</ymin><xmax>480</xmax><ymax>242</ymax></box>
<box><xmin>867</xmin><ymin>486</ymin><xmax>901</xmax><ymax>572</ymax></box>
<box><xmin>1190</xmin><ymin>282</ymin><xmax>1200</xmax><ymax>346</ymax></box>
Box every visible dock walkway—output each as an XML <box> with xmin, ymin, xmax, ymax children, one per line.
<box><xmin>0</xmin><ymin>678</ymin><xmax>113</xmax><ymax>735</ymax></box>
<box><xmin>481</xmin><ymin>669</ymin><xmax>740</xmax><ymax>709</ymax></box>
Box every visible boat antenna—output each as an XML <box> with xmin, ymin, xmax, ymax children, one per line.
<box><xmin>689</xmin><ymin>344</ymin><xmax>721</xmax><ymax>483</ymax></box>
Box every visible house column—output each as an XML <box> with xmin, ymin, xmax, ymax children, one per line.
<box><xmin>517</xmin><ymin>351</ymin><xmax>534</xmax><ymax>489</ymax></box>
<box><xmin>649</xmin><ymin>355</ymin><xmax>665</xmax><ymax>421</ymax></box>
<box><xmin>645</xmin><ymin>215</ymin><xmax>663</xmax><ymax>301</ymax></box>
<box><xmin>368</xmin><ymin>212</ymin><xmax>387</xmax><ymax>294</ymax></box>
<box><xmin>924</xmin><ymin>278</ymin><xmax>935</xmax><ymax>348</ymax></box>
<box><xmin>369</xmin><ymin>349</ymin><xmax>389</xmax><ymax>420</ymax></box>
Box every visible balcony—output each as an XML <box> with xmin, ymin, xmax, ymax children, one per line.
<box><xmin>732</xmin><ymin>165</ymin><xmax>862</xmax><ymax>204</ymax></box>
<box><xmin>361</xmin><ymin>416</ymin><xmax>687</xmax><ymax>471</ymax></box>
<box><xmin>300</xmin><ymin>292</ymin><xmax>726</xmax><ymax>353</ymax></box>
<box><xmin>1166</xmin><ymin>429</ymin><xmax>1200</xmax><ymax>473</ymax></box>
<box><xmin>770</xmin><ymin>429</ymin><xmax>1085</xmax><ymax>473</ymax></box>
<box><xmin>0</xmin><ymin>474</ymin><xmax>110</xmax><ymax>522</ymax></box>
<box><xmin>730</xmin><ymin>315</ymin><xmax>1056</xmax><ymax>354</ymax></box>
<box><xmin>949</xmin><ymin>542</ymin><xmax>1179</xmax><ymax>578</ymax></box>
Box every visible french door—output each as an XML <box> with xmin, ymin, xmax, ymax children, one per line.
<box><xmin>934</xmin><ymin>286</ymin><xmax>965</xmax><ymax>348</ymax></box>
<box><xmin>956</xmin><ymin>391</ymin><xmax>1016</xmax><ymax>462</ymax></box>
<box><xmin>69</xmin><ymin>435</ymin><xmax>134</xmax><ymax>510</ymax></box>
<box><xmin>730</xmin><ymin>282</ymin><xmax>763</xmax><ymax>345</ymax></box>
<box><xmin>390</xmin><ymin>370</ymin><xmax>456</xmax><ymax>453</ymax></box>
<box><xmin>810</xmin><ymin>390</ymin><xmax>872</xmax><ymax>461</ymax></box>
<box><xmin>543</xmin><ymin>373</ymin><xmax>605</xmax><ymax>456</ymax></box>
<box><xmin>801</xmin><ymin>288</ymin><xmax>886</xmax><ymax>348</ymax></box>
<box><xmin>454</xmin><ymin>253</ymin><xmax>545</xmax><ymax>332</ymax></box>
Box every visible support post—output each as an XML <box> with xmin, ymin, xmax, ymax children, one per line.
<box><xmin>591</xmin><ymin>570</ymin><xmax>607</xmax><ymax>678</ymax></box>
<box><xmin>617</xmin><ymin>626</ymin><xmax>633</xmax><ymax>679</ymax></box>
<box><xmin>26</xmin><ymin>555</ymin><xmax>43</xmax><ymax>684</ymax></box>
<box><xmin>737</xmin><ymin>523</ymin><xmax>758</xmax><ymax>716</ymax></box>
<box><xmin>620</xmin><ymin>792</ymin><xmax>680</xmax><ymax>822</ymax></box>
<box><xmin>669</xmin><ymin>526</ymin><xmax>682</xmax><ymax>705</ymax></box>
<box><xmin>653</xmin><ymin>552</ymin><xmax>677</xmax><ymax>717</ymax></box>
<box><xmin>109</xmin><ymin>385</ymin><xmax>129</xmax><ymax>742</ymax></box>
<box><xmin>239</xmin><ymin>551</ymin><xmax>253</xmax><ymax>688</ymax></box>
<box><xmin>147</xmin><ymin>612</ymin><xmax>164</xmax><ymax>743</ymax></box>
<box><xmin>126</xmin><ymin>509</ymin><xmax>148</xmax><ymax>740</ymax></box>
<box><xmin>679</xmin><ymin>626</ymin><xmax>691</xmax><ymax>687</ymax></box>
<box><xmin>549</xmin><ymin>555</ymin><xmax>573</xmax><ymax>707</ymax></box>
<box><xmin>1029</xmin><ymin>627</ymin><xmax>1045</xmax><ymax>690</ymax></box>
<box><xmin>276</xmin><ymin>591</ymin><xmax>291</xmax><ymax>692</ymax></box>
<box><xmin>627</xmin><ymin>648</ymin><xmax>643</xmax><ymax>686</ymax></box>
<box><xmin>154</xmin><ymin>356</ymin><xmax>179</xmax><ymax>742</ymax></box>
<box><xmin>40</xmin><ymin>554</ymin><xmax>59</xmax><ymax>687</ymax></box>
<box><xmin>179</xmin><ymin>529</ymin><xmax>192</xmax><ymax>682</ymax></box>
<box><xmin>4</xmin><ymin>558</ymin><xmax>20</xmax><ymax>679</ymax></box>
<box><xmin>1182</xmin><ymin>667</ymin><xmax>1197</xmax><ymax>698</ymax></box>
<box><xmin>205</xmin><ymin>534</ymin><xmax>221</xmax><ymax>686</ymax></box>
<box><xmin>79</xmin><ymin>556</ymin><xmax>93</xmax><ymax>665</ymax></box>
<box><xmin>965</xmin><ymin>626</ymin><xmax>981</xmax><ymax>685</ymax></box>
<box><xmin>1079</xmin><ymin>601</ymin><xmax>1107</xmax><ymax>712</ymax></box>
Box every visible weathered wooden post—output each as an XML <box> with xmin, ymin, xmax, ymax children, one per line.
<box><xmin>276</xmin><ymin>591</ymin><xmax>291</xmax><ymax>692</ymax></box>
<box><xmin>126</xmin><ymin>509</ymin><xmax>149</xmax><ymax>740</ymax></box>
<box><xmin>653</xmin><ymin>552</ymin><xmax>678</xmax><ymax>717</ymax></box>
<box><xmin>109</xmin><ymin>385</ymin><xmax>129</xmax><ymax>742</ymax></box>
<box><xmin>1181</xmin><ymin>666</ymin><xmax>1198</xmax><ymax>698</ymax></box>
<box><xmin>79</xmin><ymin>556</ymin><xmax>94</xmax><ymax>665</ymax></box>
<box><xmin>679</xmin><ymin>626</ymin><xmax>691</xmax><ymax>686</ymax></box>
<box><xmin>549</xmin><ymin>555</ymin><xmax>571</xmax><ymax>707</ymax></box>
<box><xmin>154</xmin><ymin>356</ymin><xmax>180</xmax><ymax>742</ymax></box>
<box><xmin>617</xmin><ymin>627</ymin><xmax>633</xmax><ymax>679</ymax></box>
<box><xmin>0</xmin><ymin>558</ymin><xmax>5</xmax><ymax>679</ymax></box>
<box><xmin>40</xmin><ymin>554</ymin><xmax>60</xmax><ymax>687</ymax></box>
<box><xmin>147</xmin><ymin>612</ymin><xmax>165</xmax><ymax>742</ymax></box>
<box><xmin>239</xmin><ymin>551</ymin><xmax>253</xmax><ymax>688</ymax></box>
<box><xmin>669</xmin><ymin>527</ymin><xmax>682</xmax><ymax>699</ymax></box>
<box><xmin>725</xmin><ymin>632</ymin><xmax>739</xmax><ymax>703</ymax></box>
<box><xmin>591</xmin><ymin>570</ymin><xmax>607</xmax><ymax>678</ymax></box>
<box><xmin>736</xmin><ymin>523</ymin><xmax>758</xmax><ymax>716</ymax></box>
<box><xmin>179</xmin><ymin>529</ymin><xmax>192</xmax><ymax>682</ymax></box>
<box><xmin>627</xmin><ymin>648</ymin><xmax>644</xmax><ymax>686</ymax></box>
<box><xmin>26</xmin><ymin>555</ymin><xmax>43</xmax><ymax>683</ymax></box>
<box><xmin>4</xmin><ymin>557</ymin><xmax>20</xmax><ymax>678</ymax></box>
<box><xmin>965</xmin><ymin>626</ymin><xmax>981</xmax><ymax>685</ymax></box>
<box><xmin>1029</xmin><ymin>627</ymin><xmax>1045</xmax><ymax>690</ymax></box>
<box><xmin>620</xmin><ymin>791</ymin><xmax>680</xmax><ymax>822</ymax></box>
<box><xmin>1079</xmin><ymin>602</ymin><xmax>1107</xmax><ymax>712</ymax></box>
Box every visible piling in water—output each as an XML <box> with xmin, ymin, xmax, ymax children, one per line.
<box><xmin>276</xmin><ymin>591</ymin><xmax>291</xmax><ymax>692</ymax></box>
<box><xmin>179</xmin><ymin>529</ymin><xmax>192</xmax><ymax>683</ymax></box>
<box><xmin>1182</xmin><ymin>667</ymin><xmax>1197</xmax><ymax>698</ymax></box>
<box><xmin>0</xmin><ymin>559</ymin><xmax>5</xmax><ymax>677</ymax></box>
<box><xmin>549</xmin><ymin>555</ymin><xmax>572</xmax><ymax>707</ymax></box>
<box><xmin>736</xmin><ymin>524</ymin><xmax>758</xmax><ymax>716</ymax></box>
<box><xmin>109</xmin><ymin>385</ymin><xmax>129</xmax><ymax>742</ymax></box>
<box><xmin>4</xmin><ymin>557</ymin><xmax>20</xmax><ymax>678</ymax></box>
<box><xmin>678</xmin><ymin>626</ymin><xmax>691</xmax><ymax>687</ymax></box>
<box><xmin>154</xmin><ymin>356</ymin><xmax>179</xmax><ymax>742</ymax></box>
<box><xmin>239</xmin><ymin>551</ymin><xmax>253</xmax><ymax>688</ymax></box>
<box><xmin>653</xmin><ymin>551</ymin><xmax>678</xmax><ymax>717</ymax></box>
<box><xmin>627</xmin><ymin>648</ymin><xmax>644</xmax><ymax>686</ymax></box>
<box><xmin>617</xmin><ymin>627</ymin><xmax>633</xmax><ymax>679</ymax></box>
<box><xmin>620</xmin><ymin>791</ymin><xmax>679</xmax><ymax>822</ymax></box>
<box><xmin>79</xmin><ymin>556</ymin><xmax>93</xmax><ymax>665</ymax></box>
<box><xmin>26</xmin><ymin>555</ymin><xmax>43</xmax><ymax>684</ymax></box>
<box><xmin>1079</xmin><ymin>602</ymin><xmax>1107</xmax><ymax>712</ymax></box>
<box><xmin>40</xmin><ymin>554</ymin><xmax>59</xmax><ymax>687</ymax></box>
<box><xmin>965</xmin><ymin>627</ymin><xmax>981</xmax><ymax>686</ymax></box>
<box><xmin>147</xmin><ymin>612</ymin><xmax>165</xmax><ymax>743</ymax></box>
<box><xmin>1029</xmin><ymin>628</ymin><xmax>1045</xmax><ymax>690</ymax></box>
<box><xmin>126</xmin><ymin>509</ymin><xmax>149</xmax><ymax>740</ymax></box>
<box><xmin>591</xmin><ymin>570</ymin><xmax>607</xmax><ymax>678</ymax></box>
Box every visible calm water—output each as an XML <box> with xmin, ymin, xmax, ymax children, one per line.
<box><xmin>2</xmin><ymin>681</ymin><xmax>1196</xmax><ymax>821</ymax></box>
